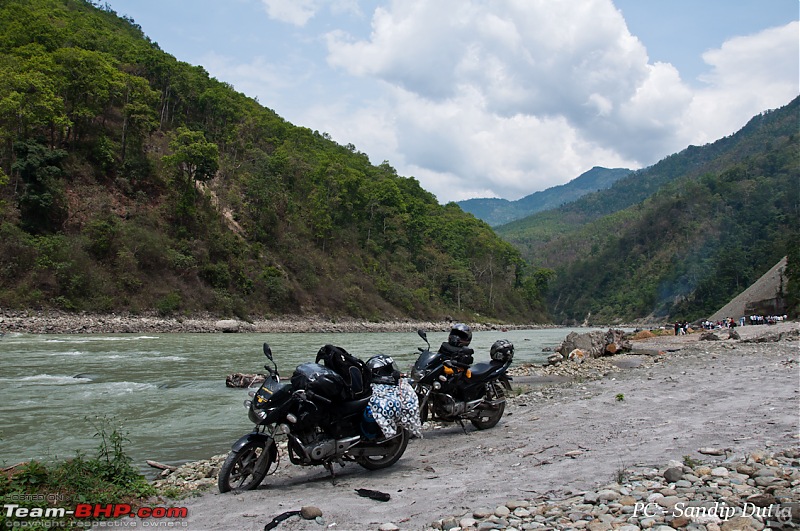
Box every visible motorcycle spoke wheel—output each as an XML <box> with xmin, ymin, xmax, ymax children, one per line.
<box><xmin>470</xmin><ymin>384</ymin><xmax>506</xmax><ymax>430</ymax></box>
<box><xmin>218</xmin><ymin>440</ymin><xmax>274</xmax><ymax>493</ymax></box>
<box><xmin>357</xmin><ymin>429</ymin><xmax>410</xmax><ymax>470</ymax></box>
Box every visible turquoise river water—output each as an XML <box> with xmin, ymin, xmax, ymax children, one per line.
<box><xmin>0</xmin><ymin>327</ymin><xmax>604</xmax><ymax>475</ymax></box>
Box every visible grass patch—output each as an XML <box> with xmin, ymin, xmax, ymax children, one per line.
<box><xmin>0</xmin><ymin>416</ymin><xmax>157</xmax><ymax>529</ymax></box>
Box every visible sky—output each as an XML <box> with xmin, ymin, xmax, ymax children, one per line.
<box><xmin>102</xmin><ymin>0</ymin><xmax>799</xmax><ymax>203</ymax></box>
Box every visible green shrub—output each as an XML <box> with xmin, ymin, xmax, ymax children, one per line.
<box><xmin>0</xmin><ymin>417</ymin><xmax>155</xmax><ymax>529</ymax></box>
<box><xmin>155</xmin><ymin>292</ymin><xmax>182</xmax><ymax>315</ymax></box>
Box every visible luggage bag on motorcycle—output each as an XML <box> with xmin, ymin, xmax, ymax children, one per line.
<box><xmin>291</xmin><ymin>362</ymin><xmax>347</xmax><ymax>402</ymax></box>
<box><xmin>315</xmin><ymin>344</ymin><xmax>370</xmax><ymax>399</ymax></box>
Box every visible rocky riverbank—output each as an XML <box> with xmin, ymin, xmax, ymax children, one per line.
<box><xmin>136</xmin><ymin>321</ymin><xmax>799</xmax><ymax>531</ymax></box>
<box><xmin>426</xmin><ymin>447</ymin><xmax>800</xmax><ymax>531</ymax></box>
<box><xmin>152</xmin><ymin>445</ymin><xmax>800</xmax><ymax>530</ymax></box>
<box><xmin>0</xmin><ymin>310</ymin><xmax>552</xmax><ymax>335</ymax></box>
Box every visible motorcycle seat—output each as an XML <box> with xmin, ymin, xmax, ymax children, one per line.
<box><xmin>337</xmin><ymin>395</ymin><xmax>372</xmax><ymax>417</ymax></box>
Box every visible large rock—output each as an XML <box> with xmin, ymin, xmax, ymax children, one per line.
<box><xmin>557</xmin><ymin>329</ymin><xmax>631</xmax><ymax>358</ymax></box>
<box><xmin>216</xmin><ymin>319</ymin><xmax>240</xmax><ymax>333</ymax></box>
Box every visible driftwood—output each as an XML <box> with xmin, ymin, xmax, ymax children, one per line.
<box><xmin>225</xmin><ymin>373</ymin><xmax>266</xmax><ymax>388</ymax></box>
<box><xmin>2</xmin><ymin>463</ymin><xmax>26</xmax><ymax>473</ymax></box>
<box><xmin>146</xmin><ymin>460</ymin><xmax>177</xmax><ymax>472</ymax></box>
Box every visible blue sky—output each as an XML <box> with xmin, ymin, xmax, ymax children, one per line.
<box><xmin>103</xmin><ymin>0</ymin><xmax>799</xmax><ymax>203</ymax></box>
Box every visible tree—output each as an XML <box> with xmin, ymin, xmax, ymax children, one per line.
<box><xmin>12</xmin><ymin>139</ymin><xmax>67</xmax><ymax>234</ymax></box>
<box><xmin>120</xmin><ymin>74</ymin><xmax>158</xmax><ymax>162</ymax></box>
<box><xmin>52</xmin><ymin>46</ymin><xmax>125</xmax><ymax>144</ymax></box>
<box><xmin>0</xmin><ymin>47</ymin><xmax>70</xmax><ymax>161</ymax></box>
<box><xmin>162</xmin><ymin>126</ymin><xmax>219</xmax><ymax>192</ymax></box>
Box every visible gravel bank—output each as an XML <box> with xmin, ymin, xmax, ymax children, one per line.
<box><xmin>137</xmin><ymin>321</ymin><xmax>798</xmax><ymax>530</ymax></box>
<box><xmin>0</xmin><ymin>310</ymin><xmax>550</xmax><ymax>335</ymax></box>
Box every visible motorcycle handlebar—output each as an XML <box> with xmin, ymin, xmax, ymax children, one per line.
<box><xmin>305</xmin><ymin>389</ymin><xmax>332</xmax><ymax>405</ymax></box>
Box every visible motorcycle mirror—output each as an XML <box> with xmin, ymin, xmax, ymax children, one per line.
<box><xmin>417</xmin><ymin>329</ymin><xmax>430</xmax><ymax>349</ymax></box>
<box><xmin>262</xmin><ymin>342</ymin><xmax>273</xmax><ymax>360</ymax></box>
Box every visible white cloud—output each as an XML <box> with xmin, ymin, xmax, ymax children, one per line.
<box><xmin>321</xmin><ymin>0</ymin><xmax>685</xmax><ymax>200</ymax></box>
<box><xmin>227</xmin><ymin>0</ymin><xmax>798</xmax><ymax>202</ymax></box>
<box><xmin>259</xmin><ymin>0</ymin><xmax>319</xmax><ymax>26</ymax></box>
<box><xmin>683</xmin><ymin>21</ymin><xmax>800</xmax><ymax>145</ymax></box>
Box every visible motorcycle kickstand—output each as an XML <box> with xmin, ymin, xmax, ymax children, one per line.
<box><xmin>457</xmin><ymin>418</ymin><xmax>469</xmax><ymax>434</ymax></box>
<box><xmin>324</xmin><ymin>461</ymin><xmax>337</xmax><ymax>485</ymax></box>
<box><xmin>324</xmin><ymin>460</ymin><xmax>346</xmax><ymax>485</ymax></box>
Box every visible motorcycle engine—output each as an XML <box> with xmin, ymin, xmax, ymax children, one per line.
<box><xmin>432</xmin><ymin>393</ymin><xmax>465</xmax><ymax>417</ymax></box>
<box><xmin>289</xmin><ymin>429</ymin><xmax>360</xmax><ymax>464</ymax></box>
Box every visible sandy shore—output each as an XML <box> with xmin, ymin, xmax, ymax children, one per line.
<box><xmin>136</xmin><ymin>320</ymin><xmax>798</xmax><ymax>530</ymax></box>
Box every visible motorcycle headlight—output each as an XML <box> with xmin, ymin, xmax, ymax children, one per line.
<box><xmin>411</xmin><ymin>367</ymin><xmax>427</xmax><ymax>381</ymax></box>
<box><xmin>248</xmin><ymin>405</ymin><xmax>270</xmax><ymax>424</ymax></box>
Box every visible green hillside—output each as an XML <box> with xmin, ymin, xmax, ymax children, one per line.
<box><xmin>497</xmin><ymin>98</ymin><xmax>800</xmax><ymax>324</ymax></box>
<box><xmin>0</xmin><ymin>0</ymin><xmax>549</xmax><ymax>323</ymax></box>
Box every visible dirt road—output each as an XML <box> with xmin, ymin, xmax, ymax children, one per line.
<box><xmin>164</xmin><ymin>322</ymin><xmax>799</xmax><ymax>531</ymax></box>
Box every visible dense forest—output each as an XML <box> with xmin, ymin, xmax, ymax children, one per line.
<box><xmin>0</xmin><ymin>0</ymin><xmax>551</xmax><ymax>323</ymax></box>
<box><xmin>497</xmin><ymin>98</ymin><xmax>800</xmax><ymax>324</ymax></box>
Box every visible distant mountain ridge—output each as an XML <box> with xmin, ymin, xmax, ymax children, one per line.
<box><xmin>457</xmin><ymin>167</ymin><xmax>631</xmax><ymax>226</ymax></box>
<box><xmin>495</xmin><ymin>96</ymin><xmax>799</xmax><ymax>324</ymax></box>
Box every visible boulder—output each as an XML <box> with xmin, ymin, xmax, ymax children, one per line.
<box><xmin>557</xmin><ymin>329</ymin><xmax>632</xmax><ymax>358</ymax></box>
<box><xmin>216</xmin><ymin>319</ymin><xmax>240</xmax><ymax>333</ymax></box>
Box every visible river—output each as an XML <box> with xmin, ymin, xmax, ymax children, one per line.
<box><xmin>0</xmin><ymin>327</ymin><xmax>604</xmax><ymax>474</ymax></box>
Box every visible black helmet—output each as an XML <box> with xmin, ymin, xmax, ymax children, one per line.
<box><xmin>490</xmin><ymin>339</ymin><xmax>514</xmax><ymax>361</ymax></box>
<box><xmin>366</xmin><ymin>354</ymin><xmax>400</xmax><ymax>386</ymax></box>
<box><xmin>448</xmin><ymin>323</ymin><xmax>472</xmax><ymax>347</ymax></box>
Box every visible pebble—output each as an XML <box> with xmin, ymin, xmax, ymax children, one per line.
<box><xmin>300</xmin><ymin>506</ymin><xmax>323</xmax><ymax>519</ymax></box>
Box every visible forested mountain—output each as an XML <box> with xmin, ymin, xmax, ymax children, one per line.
<box><xmin>458</xmin><ymin>167</ymin><xmax>631</xmax><ymax>227</ymax></box>
<box><xmin>497</xmin><ymin>97</ymin><xmax>800</xmax><ymax>324</ymax></box>
<box><xmin>0</xmin><ymin>0</ymin><xmax>550</xmax><ymax>323</ymax></box>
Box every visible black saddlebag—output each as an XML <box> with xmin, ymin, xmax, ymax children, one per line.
<box><xmin>291</xmin><ymin>362</ymin><xmax>347</xmax><ymax>402</ymax></box>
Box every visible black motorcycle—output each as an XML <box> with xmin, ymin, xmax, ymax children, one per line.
<box><xmin>410</xmin><ymin>330</ymin><xmax>513</xmax><ymax>430</ymax></box>
<box><xmin>218</xmin><ymin>343</ymin><xmax>410</xmax><ymax>493</ymax></box>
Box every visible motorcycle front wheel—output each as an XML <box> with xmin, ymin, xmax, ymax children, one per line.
<box><xmin>218</xmin><ymin>439</ymin><xmax>277</xmax><ymax>493</ymax></box>
<box><xmin>415</xmin><ymin>386</ymin><xmax>430</xmax><ymax>424</ymax></box>
<box><xmin>356</xmin><ymin>428</ymin><xmax>410</xmax><ymax>470</ymax></box>
<box><xmin>470</xmin><ymin>382</ymin><xmax>506</xmax><ymax>430</ymax></box>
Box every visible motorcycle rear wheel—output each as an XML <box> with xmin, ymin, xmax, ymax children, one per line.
<box><xmin>356</xmin><ymin>429</ymin><xmax>410</xmax><ymax>470</ymax></box>
<box><xmin>470</xmin><ymin>382</ymin><xmax>506</xmax><ymax>430</ymax></box>
<box><xmin>218</xmin><ymin>440</ymin><xmax>276</xmax><ymax>493</ymax></box>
